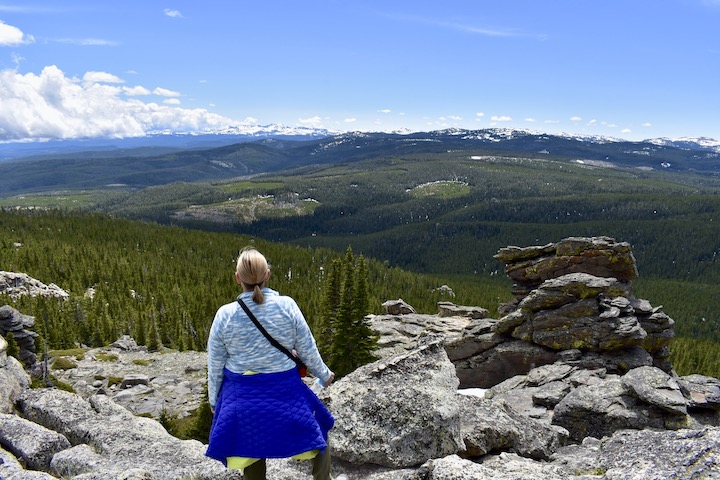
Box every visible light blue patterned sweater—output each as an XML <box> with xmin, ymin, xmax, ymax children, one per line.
<box><xmin>207</xmin><ymin>288</ymin><xmax>332</xmax><ymax>408</ymax></box>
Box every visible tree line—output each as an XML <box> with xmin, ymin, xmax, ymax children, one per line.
<box><xmin>1</xmin><ymin>208</ymin><xmax>719</xmax><ymax>378</ymax></box>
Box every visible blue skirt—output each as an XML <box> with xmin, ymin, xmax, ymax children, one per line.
<box><xmin>205</xmin><ymin>368</ymin><xmax>334</xmax><ymax>465</ymax></box>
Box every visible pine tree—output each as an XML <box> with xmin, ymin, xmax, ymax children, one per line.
<box><xmin>317</xmin><ymin>258</ymin><xmax>342</xmax><ymax>357</ymax></box>
<box><xmin>327</xmin><ymin>247</ymin><xmax>377</xmax><ymax>378</ymax></box>
<box><xmin>5</xmin><ymin>332</ymin><xmax>20</xmax><ymax>360</ymax></box>
<box><xmin>147</xmin><ymin>312</ymin><xmax>161</xmax><ymax>352</ymax></box>
<box><xmin>351</xmin><ymin>255</ymin><xmax>378</xmax><ymax>367</ymax></box>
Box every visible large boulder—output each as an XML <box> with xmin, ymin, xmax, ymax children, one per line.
<box><xmin>0</xmin><ymin>413</ymin><xmax>71</xmax><ymax>471</ymax></box>
<box><xmin>324</xmin><ymin>334</ymin><xmax>464</xmax><ymax>468</ymax></box>
<box><xmin>16</xmin><ymin>388</ymin><xmax>240</xmax><ymax>479</ymax></box>
<box><xmin>551</xmin><ymin>371</ymin><xmax>689</xmax><ymax>442</ymax></box>
<box><xmin>0</xmin><ymin>447</ymin><xmax>57</xmax><ymax>480</ymax></box>
<box><xmin>594</xmin><ymin>427</ymin><xmax>720</xmax><ymax>479</ymax></box>
<box><xmin>457</xmin><ymin>394</ymin><xmax>567</xmax><ymax>460</ymax></box>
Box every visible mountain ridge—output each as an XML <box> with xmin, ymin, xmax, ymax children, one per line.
<box><xmin>1</xmin><ymin>128</ymin><xmax>719</xmax><ymax>197</ymax></box>
<box><xmin>1</xmin><ymin>126</ymin><xmax>718</xmax><ymax>161</ymax></box>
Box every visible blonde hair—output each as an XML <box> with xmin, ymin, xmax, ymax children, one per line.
<box><xmin>236</xmin><ymin>246</ymin><xmax>270</xmax><ymax>303</ymax></box>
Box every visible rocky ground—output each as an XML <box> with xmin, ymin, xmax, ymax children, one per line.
<box><xmin>2</xmin><ymin>236</ymin><xmax>720</xmax><ymax>479</ymax></box>
<box><xmin>50</xmin><ymin>337</ymin><xmax>208</xmax><ymax>419</ymax></box>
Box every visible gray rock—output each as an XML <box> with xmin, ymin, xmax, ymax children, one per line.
<box><xmin>0</xmin><ymin>272</ymin><xmax>69</xmax><ymax>300</ymax></box>
<box><xmin>496</xmin><ymin>236</ymin><xmax>638</xmax><ymax>289</ymax></box>
<box><xmin>437</xmin><ymin>302</ymin><xmax>489</xmax><ymax>319</ymax></box>
<box><xmin>120</xmin><ymin>373</ymin><xmax>150</xmax><ymax>389</ymax></box>
<box><xmin>0</xmin><ymin>354</ymin><xmax>31</xmax><ymax>413</ymax></box>
<box><xmin>325</xmin><ymin>335</ymin><xmax>464</xmax><ymax>468</ymax></box>
<box><xmin>621</xmin><ymin>366</ymin><xmax>687</xmax><ymax>415</ymax></box>
<box><xmin>552</xmin><ymin>378</ymin><xmax>665</xmax><ymax>441</ymax></box>
<box><xmin>457</xmin><ymin>394</ymin><xmax>567</xmax><ymax>460</ymax></box>
<box><xmin>50</xmin><ymin>444</ymin><xmax>105</xmax><ymax>478</ymax></box>
<box><xmin>16</xmin><ymin>388</ymin><xmax>240</xmax><ymax>479</ymax></box>
<box><xmin>596</xmin><ymin>427</ymin><xmax>720</xmax><ymax>479</ymax></box>
<box><xmin>0</xmin><ymin>413</ymin><xmax>71</xmax><ymax>471</ymax></box>
<box><xmin>678</xmin><ymin>374</ymin><xmax>720</xmax><ymax>410</ymax></box>
<box><xmin>381</xmin><ymin>299</ymin><xmax>416</xmax><ymax>315</ymax></box>
<box><xmin>0</xmin><ymin>306</ymin><xmax>39</xmax><ymax>365</ymax></box>
<box><xmin>419</xmin><ymin>453</ymin><xmax>571</xmax><ymax>480</ymax></box>
<box><xmin>110</xmin><ymin>335</ymin><xmax>141</xmax><ymax>351</ymax></box>
<box><xmin>454</xmin><ymin>340</ymin><xmax>560</xmax><ymax>389</ymax></box>
<box><xmin>0</xmin><ymin>447</ymin><xmax>57</xmax><ymax>480</ymax></box>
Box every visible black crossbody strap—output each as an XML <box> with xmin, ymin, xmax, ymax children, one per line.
<box><xmin>237</xmin><ymin>297</ymin><xmax>302</xmax><ymax>367</ymax></box>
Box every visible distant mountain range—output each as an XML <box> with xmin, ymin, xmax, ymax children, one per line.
<box><xmin>0</xmin><ymin>125</ymin><xmax>718</xmax><ymax>161</ymax></box>
<box><xmin>1</xmin><ymin>128</ymin><xmax>718</xmax><ymax>196</ymax></box>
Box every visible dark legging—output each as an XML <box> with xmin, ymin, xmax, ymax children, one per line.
<box><xmin>242</xmin><ymin>444</ymin><xmax>331</xmax><ymax>480</ymax></box>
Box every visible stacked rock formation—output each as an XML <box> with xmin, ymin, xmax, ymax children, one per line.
<box><xmin>0</xmin><ymin>306</ymin><xmax>39</xmax><ymax>366</ymax></box>
<box><xmin>494</xmin><ymin>236</ymin><xmax>675</xmax><ymax>373</ymax></box>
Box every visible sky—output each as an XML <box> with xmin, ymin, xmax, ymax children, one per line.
<box><xmin>1</xmin><ymin>0</ymin><xmax>719</xmax><ymax>143</ymax></box>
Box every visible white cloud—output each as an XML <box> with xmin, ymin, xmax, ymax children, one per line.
<box><xmin>153</xmin><ymin>87</ymin><xmax>181</xmax><ymax>97</ymax></box>
<box><xmin>525</xmin><ymin>118</ymin><xmax>537</xmax><ymax>123</ymax></box>
<box><xmin>378</xmin><ymin>109</ymin><xmax>391</xmax><ymax>114</ymax></box>
<box><xmin>164</xmin><ymin>9</ymin><xmax>184</xmax><ymax>18</ymax></box>
<box><xmin>490</xmin><ymin>115</ymin><xmax>512</xmax><ymax>122</ymax></box>
<box><xmin>123</xmin><ymin>85</ymin><xmax>152</xmax><ymax>96</ymax></box>
<box><xmin>344</xmin><ymin>118</ymin><xmax>357</xmax><ymax>123</ymax></box>
<box><xmin>298</xmin><ymin>115</ymin><xmax>324</xmax><ymax>128</ymax></box>
<box><xmin>587</xmin><ymin>119</ymin><xmax>597</xmax><ymax>126</ymax></box>
<box><xmin>0</xmin><ymin>20</ymin><xmax>34</xmax><ymax>46</ymax></box>
<box><xmin>52</xmin><ymin>37</ymin><xmax>119</xmax><ymax>46</ymax></box>
<box><xmin>163</xmin><ymin>98</ymin><xmax>181</xmax><ymax>105</ymax></box>
<box><xmin>544</xmin><ymin>120</ymin><xmax>560</xmax><ymax>124</ymax></box>
<box><xmin>642</xmin><ymin>122</ymin><xmax>652</xmax><ymax>127</ymax></box>
<box><xmin>0</xmin><ymin>65</ymin><xmax>239</xmax><ymax>141</ymax></box>
<box><xmin>475</xmin><ymin>112</ymin><xmax>485</xmax><ymax>118</ymax></box>
<box><xmin>570</xmin><ymin>116</ymin><xmax>582</xmax><ymax>122</ymax></box>
<box><xmin>621</xmin><ymin>128</ymin><xmax>632</xmax><ymax>134</ymax></box>
<box><xmin>83</xmin><ymin>71</ymin><xmax>124</xmax><ymax>85</ymax></box>
<box><xmin>449</xmin><ymin>115</ymin><xmax>462</xmax><ymax>121</ymax></box>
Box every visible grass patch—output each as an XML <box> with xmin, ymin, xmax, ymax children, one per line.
<box><xmin>409</xmin><ymin>180</ymin><xmax>471</xmax><ymax>199</ymax></box>
<box><xmin>51</xmin><ymin>357</ymin><xmax>78</xmax><ymax>370</ymax></box>
<box><xmin>132</xmin><ymin>359</ymin><xmax>154</xmax><ymax>366</ymax></box>
<box><xmin>107</xmin><ymin>376</ymin><xmax>123</xmax><ymax>387</ymax></box>
<box><xmin>96</xmin><ymin>352</ymin><xmax>119</xmax><ymax>362</ymax></box>
<box><xmin>49</xmin><ymin>348</ymin><xmax>88</xmax><ymax>360</ymax></box>
<box><xmin>173</xmin><ymin>195</ymin><xmax>319</xmax><ymax>224</ymax></box>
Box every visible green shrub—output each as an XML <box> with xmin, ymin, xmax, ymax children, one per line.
<box><xmin>54</xmin><ymin>380</ymin><xmax>76</xmax><ymax>393</ymax></box>
<box><xmin>95</xmin><ymin>352</ymin><xmax>119</xmax><ymax>362</ymax></box>
<box><xmin>51</xmin><ymin>357</ymin><xmax>78</xmax><ymax>370</ymax></box>
<box><xmin>107</xmin><ymin>376</ymin><xmax>124</xmax><ymax>387</ymax></box>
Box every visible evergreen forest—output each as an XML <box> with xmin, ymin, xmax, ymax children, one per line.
<box><xmin>1</xmin><ymin>140</ymin><xmax>720</xmax><ymax>379</ymax></box>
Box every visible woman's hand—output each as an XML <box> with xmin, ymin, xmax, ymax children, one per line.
<box><xmin>325</xmin><ymin>371</ymin><xmax>335</xmax><ymax>386</ymax></box>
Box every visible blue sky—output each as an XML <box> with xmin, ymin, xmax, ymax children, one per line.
<box><xmin>1</xmin><ymin>1</ymin><xmax>719</xmax><ymax>142</ymax></box>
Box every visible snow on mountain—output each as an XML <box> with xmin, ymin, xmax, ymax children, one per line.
<box><xmin>646</xmin><ymin>136</ymin><xmax>720</xmax><ymax>152</ymax></box>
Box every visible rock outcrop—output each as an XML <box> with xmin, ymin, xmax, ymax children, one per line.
<box><xmin>0</xmin><ymin>271</ymin><xmax>69</xmax><ymax>301</ymax></box>
<box><xmin>0</xmin><ymin>236</ymin><xmax>718</xmax><ymax>479</ymax></box>
<box><xmin>0</xmin><ymin>305</ymin><xmax>39</xmax><ymax>366</ymax></box>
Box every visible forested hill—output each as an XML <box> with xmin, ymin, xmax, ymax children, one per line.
<box><xmin>1</xmin><ymin>209</ymin><xmax>720</xmax><ymax>378</ymax></box>
<box><xmin>1</xmin><ymin>129</ymin><xmax>719</xmax><ymax>196</ymax></box>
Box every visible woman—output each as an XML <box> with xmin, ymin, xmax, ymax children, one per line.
<box><xmin>205</xmin><ymin>246</ymin><xmax>337</xmax><ymax>480</ymax></box>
